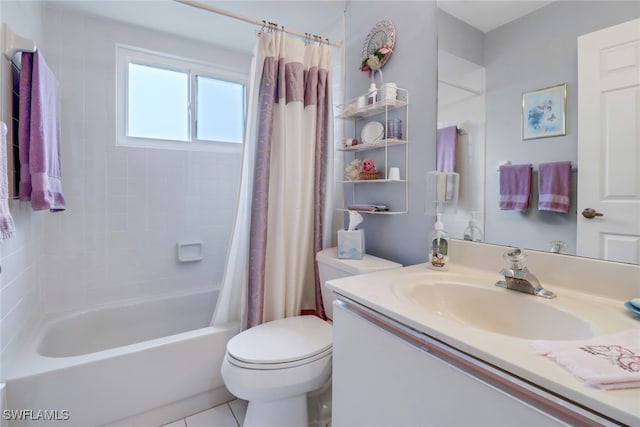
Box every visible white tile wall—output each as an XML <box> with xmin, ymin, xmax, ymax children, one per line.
<box><xmin>0</xmin><ymin>3</ymin><xmax>249</xmax><ymax>374</ymax></box>
<box><xmin>40</xmin><ymin>6</ymin><xmax>248</xmax><ymax>315</ymax></box>
<box><xmin>0</xmin><ymin>0</ymin><xmax>46</xmax><ymax>379</ymax></box>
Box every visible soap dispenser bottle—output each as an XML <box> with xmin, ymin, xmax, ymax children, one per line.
<box><xmin>463</xmin><ymin>212</ymin><xmax>483</xmax><ymax>242</ymax></box>
<box><xmin>367</xmin><ymin>82</ymin><xmax>377</xmax><ymax>105</ymax></box>
<box><xmin>429</xmin><ymin>214</ymin><xmax>449</xmax><ymax>271</ymax></box>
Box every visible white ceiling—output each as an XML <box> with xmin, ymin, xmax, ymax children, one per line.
<box><xmin>48</xmin><ymin>1</ymin><xmax>557</xmax><ymax>52</ymax></box>
<box><xmin>48</xmin><ymin>1</ymin><xmax>346</xmax><ymax>53</ymax></box>
<box><xmin>437</xmin><ymin>0</ymin><xmax>555</xmax><ymax>33</ymax></box>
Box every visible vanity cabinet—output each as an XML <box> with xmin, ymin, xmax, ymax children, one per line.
<box><xmin>336</xmin><ymin>87</ymin><xmax>408</xmax><ymax>214</ymax></box>
<box><xmin>332</xmin><ymin>297</ymin><xmax>610</xmax><ymax>427</ymax></box>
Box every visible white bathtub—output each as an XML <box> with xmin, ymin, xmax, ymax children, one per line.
<box><xmin>4</xmin><ymin>288</ymin><xmax>239</xmax><ymax>427</ymax></box>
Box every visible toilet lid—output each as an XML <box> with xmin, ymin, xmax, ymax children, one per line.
<box><xmin>226</xmin><ymin>316</ymin><xmax>332</xmax><ymax>365</ymax></box>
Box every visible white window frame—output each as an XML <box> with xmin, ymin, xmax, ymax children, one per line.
<box><xmin>116</xmin><ymin>44</ymin><xmax>247</xmax><ymax>153</ymax></box>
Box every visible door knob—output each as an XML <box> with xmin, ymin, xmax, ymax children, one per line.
<box><xmin>581</xmin><ymin>208</ymin><xmax>603</xmax><ymax>219</ymax></box>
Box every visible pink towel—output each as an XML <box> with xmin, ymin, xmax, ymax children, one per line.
<box><xmin>499</xmin><ymin>164</ymin><xmax>532</xmax><ymax>210</ymax></box>
<box><xmin>530</xmin><ymin>329</ymin><xmax>640</xmax><ymax>390</ymax></box>
<box><xmin>538</xmin><ymin>161</ymin><xmax>571</xmax><ymax>213</ymax></box>
<box><xmin>0</xmin><ymin>122</ymin><xmax>16</xmax><ymax>239</ymax></box>
<box><xmin>19</xmin><ymin>51</ymin><xmax>66</xmax><ymax>212</ymax></box>
<box><xmin>436</xmin><ymin>126</ymin><xmax>457</xmax><ymax>172</ymax></box>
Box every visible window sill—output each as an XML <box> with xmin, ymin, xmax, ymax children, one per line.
<box><xmin>117</xmin><ymin>137</ymin><xmax>243</xmax><ymax>154</ymax></box>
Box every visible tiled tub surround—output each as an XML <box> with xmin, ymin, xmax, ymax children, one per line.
<box><xmin>4</xmin><ymin>289</ymin><xmax>239</xmax><ymax>427</ymax></box>
<box><xmin>39</xmin><ymin>4</ymin><xmax>245</xmax><ymax>314</ymax></box>
<box><xmin>327</xmin><ymin>239</ymin><xmax>640</xmax><ymax>425</ymax></box>
<box><xmin>0</xmin><ymin>0</ymin><xmax>247</xmax><ymax>374</ymax></box>
<box><xmin>0</xmin><ymin>5</ymin><xmax>247</xmax><ymax>425</ymax></box>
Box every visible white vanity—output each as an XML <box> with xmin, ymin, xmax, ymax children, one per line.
<box><xmin>327</xmin><ymin>240</ymin><xmax>640</xmax><ymax>426</ymax></box>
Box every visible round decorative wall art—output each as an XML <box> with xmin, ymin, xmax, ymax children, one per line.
<box><xmin>360</xmin><ymin>20</ymin><xmax>396</xmax><ymax>73</ymax></box>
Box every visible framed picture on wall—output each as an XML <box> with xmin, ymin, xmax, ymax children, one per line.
<box><xmin>522</xmin><ymin>83</ymin><xmax>566</xmax><ymax>140</ymax></box>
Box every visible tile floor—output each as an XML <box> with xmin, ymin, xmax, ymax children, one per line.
<box><xmin>161</xmin><ymin>399</ymin><xmax>248</xmax><ymax>427</ymax></box>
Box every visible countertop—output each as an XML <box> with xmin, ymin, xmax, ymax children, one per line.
<box><xmin>327</xmin><ymin>262</ymin><xmax>640</xmax><ymax>425</ymax></box>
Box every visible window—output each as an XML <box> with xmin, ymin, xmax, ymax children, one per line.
<box><xmin>128</xmin><ymin>64</ymin><xmax>190</xmax><ymax>141</ymax></box>
<box><xmin>117</xmin><ymin>45</ymin><xmax>246</xmax><ymax>152</ymax></box>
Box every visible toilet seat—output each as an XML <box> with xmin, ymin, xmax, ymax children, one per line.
<box><xmin>226</xmin><ymin>315</ymin><xmax>332</xmax><ymax>370</ymax></box>
<box><xmin>227</xmin><ymin>346</ymin><xmax>332</xmax><ymax>370</ymax></box>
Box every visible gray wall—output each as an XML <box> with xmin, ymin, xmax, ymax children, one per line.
<box><xmin>437</xmin><ymin>10</ymin><xmax>484</xmax><ymax>67</ymax></box>
<box><xmin>344</xmin><ymin>1</ymin><xmax>438</xmax><ymax>266</ymax></box>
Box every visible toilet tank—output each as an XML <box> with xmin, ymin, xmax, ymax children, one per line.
<box><xmin>316</xmin><ymin>247</ymin><xmax>401</xmax><ymax>319</ymax></box>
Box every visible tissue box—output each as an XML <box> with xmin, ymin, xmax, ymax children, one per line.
<box><xmin>337</xmin><ymin>229</ymin><xmax>365</xmax><ymax>259</ymax></box>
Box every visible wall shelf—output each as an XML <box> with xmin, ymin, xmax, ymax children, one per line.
<box><xmin>336</xmin><ymin>209</ymin><xmax>408</xmax><ymax>215</ymax></box>
<box><xmin>340</xmin><ymin>179</ymin><xmax>407</xmax><ymax>184</ymax></box>
<box><xmin>337</xmin><ymin>139</ymin><xmax>406</xmax><ymax>152</ymax></box>
<box><xmin>337</xmin><ymin>98</ymin><xmax>408</xmax><ymax>119</ymax></box>
<box><xmin>336</xmin><ymin>87</ymin><xmax>409</xmax><ymax>215</ymax></box>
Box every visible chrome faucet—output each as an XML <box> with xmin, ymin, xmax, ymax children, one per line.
<box><xmin>495</xmin><ymin>248</ymin><xmax>556</xmax><ymax>299</ymax></box>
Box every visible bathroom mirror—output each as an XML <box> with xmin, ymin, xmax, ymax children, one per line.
<box><xmin>436</xmin><ymin>0</ymin><xmax>640</xmax><ymax>264</ymax></box>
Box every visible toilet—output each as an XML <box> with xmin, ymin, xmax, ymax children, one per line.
<box><xmin>221</xmin><ymin>247</ymin><xmax>401</xmax><ymax>427</ymax></box>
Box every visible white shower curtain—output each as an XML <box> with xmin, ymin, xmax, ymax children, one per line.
<box><xmin>212</xmin><ymin>32</ymin><xmax>333</xmax><ymax>328</ymax></box>
<box><xmin>209</xmin><ymin>39</ymin><xmax>262</xmax><ymax>328</ymax></box>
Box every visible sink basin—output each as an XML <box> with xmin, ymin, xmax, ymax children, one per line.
<box><xmin>396</xmin><ymin>281</ymin><xmax>593</xmax><ymax>340</ymax></box>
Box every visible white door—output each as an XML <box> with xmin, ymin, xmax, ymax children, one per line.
<box><xmin>577</xmin><ymin>18</ymin><xmax>640</xmax><ymax>264</ymax></box>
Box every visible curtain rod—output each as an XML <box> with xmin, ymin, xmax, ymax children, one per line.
<box><xmin>173</xmin><ymin>0</ymin><xmax>342</xmax><ymax>48</ymax></box>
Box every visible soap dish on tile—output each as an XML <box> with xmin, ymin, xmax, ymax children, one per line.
<box><xmin>623</xmin><ymin>301</ymin><xmax>640</xmax><ymax>317</ymax></box>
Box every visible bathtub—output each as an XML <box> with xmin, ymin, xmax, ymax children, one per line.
<box><xmin>4</xmin><ymin>288</ymin><xmax>239</xmax><ymax>427</ymax></box>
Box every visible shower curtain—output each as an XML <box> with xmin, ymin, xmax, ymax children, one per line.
<box><xmin>212</xmin><ymin>31</ymin><xmax>333</xmax><ymax>329</ymax></box>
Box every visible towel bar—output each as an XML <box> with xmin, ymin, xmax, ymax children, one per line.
<box><xmin>2</xmin><ymin>23</ymin><xmax>37</xmax><ymax>61</ymax></box>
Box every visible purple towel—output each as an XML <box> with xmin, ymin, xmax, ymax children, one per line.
<box><xmin>0</xmin><ymin>122</ymin><xmax>16</xmax><ymax>239</ymax></box>
<box><xmin>19</xmin><ymin>51</ymin><xmax>66</xmax><ymax>211</ymax></box>
<box><xmin>538</xmin><ymin>161</ymin><xmax>571</xmax><ymax>213</ymax></box>
<box><xmin>499</xmin><ymin>164</ymin><xmax>532</xmax><ymax>210</ymax></box>
<box><xmin>437</xmin><ymin>125</ymin><xmax>457</xmax><ymax>172</ymax></box>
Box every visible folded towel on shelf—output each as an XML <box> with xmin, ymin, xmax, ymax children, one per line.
<box><xmin>436</xmin><ymin>125</ymin><xmax>457</xmax><ymax>173</ymax></box>
<box><xmin>0</xmin><ymin>122</ymin><xmax>16</xmax><ymax>239</ymax></box>
<box><xmin>530</xmin><ymin>329</ymin><xmax>640</xmax><ymax>390</ymax></box>
<box><xmin>19</xmin><ymin>51</ymin><xmax>66</xmax><ymax>212</ymax></box>
<box><xmin>347</xmin><ymin>204</ymin><xmax>389</xmax><ymax>212</ymax></box>
<box><xmin>538</xmin><ymin>161</ymin><xmax>571</xmax><ymax>213</ymax></box>
<box><xmin>499</xmin><ymin>164</ymin><xmax>532</xmax><ymax>210</ymax></box>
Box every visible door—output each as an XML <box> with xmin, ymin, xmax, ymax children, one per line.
<box><xmin>577</xmin><ymin>18</ymin><xmax>640</xmax><ymax>264</ymax></box>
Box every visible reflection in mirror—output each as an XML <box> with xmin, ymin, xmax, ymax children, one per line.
<box><xmin>437</xmin><ymin>0</ymin><xmax>640</xmax><ymax>264</ymax></box>
<box><xmin>436</xmin><ymin>49</ymin><xmax>486</xmax><ymax>243</ymax></box>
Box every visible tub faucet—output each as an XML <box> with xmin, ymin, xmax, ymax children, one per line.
<box><xmin>495</xmin><ymin>248</ymin><xmax>556</xmax><ymax>299</ymax></box>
